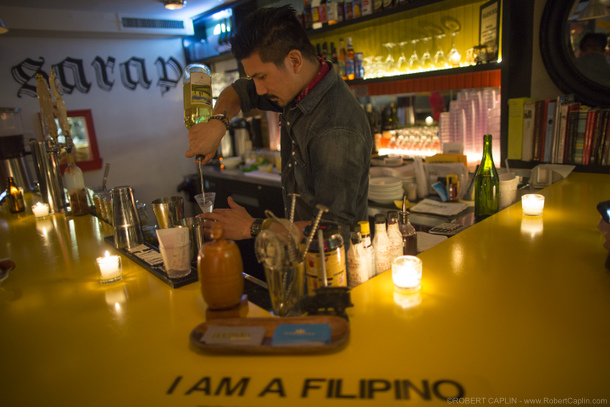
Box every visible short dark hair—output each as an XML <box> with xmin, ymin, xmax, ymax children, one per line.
<box><xmin>579</xmin><ymin>32</ymin><xmax>608</xmax><ymax>53</ymax></box>
<box><xmin>230</xmin><ymin>5</ymin><xmax>317</xmax><ymax>67</ymax></box>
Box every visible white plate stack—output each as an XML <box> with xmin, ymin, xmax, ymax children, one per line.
<box><xmin>368</xmin><ymin>177</ymin><xmax>404</xmax><ymax>204</ymax></box>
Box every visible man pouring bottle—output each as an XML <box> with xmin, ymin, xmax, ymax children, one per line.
<box><xmin>185</xmin><ymin>5</ymin><xmax>372</xmax><ymax>244</ymax></box>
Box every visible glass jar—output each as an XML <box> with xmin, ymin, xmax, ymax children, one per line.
<box><xmin>303</xmin><ymin>222</ymin><xmax>347</xmax><ymax>294</ymax></box>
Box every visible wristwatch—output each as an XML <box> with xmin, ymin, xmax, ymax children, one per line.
<box><xmin>250</xmin><ymin>218</ymin><xmax>264</xmax><ymax>238</ymax></box>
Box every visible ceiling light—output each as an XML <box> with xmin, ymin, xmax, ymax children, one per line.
<box><xmin>163</xmin><ymin>0</ymin><xmax>186</xmax><ymax>10</ymax></box>
<box><xmin>0</xmin><ymin>17</ymin><xmax>8</xmax><ymax>34</ymax></box>
<box><xmin>578</xmin><ymin>0</ymin><xmax>609</xmax><ymax>20</ymax></box>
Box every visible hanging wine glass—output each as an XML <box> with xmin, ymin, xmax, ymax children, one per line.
<box><xmin>442</xmin><ymin>16</ymin><xmax>462</xmax><ymax>67</ymax></box>
<box><xmin>397</xmin><ymin>41</ymin><xmax>409</xmax><ymax>72</ymax></box>
<box><xmin>419</xmin><ymin>36</ymin><xmax>433</xmax><ymax>70</ymax></box>
<box><xmin>433</xmin><ymin>33</ymin><xmax>448</xmax><ymax>67</ymax></box>
<box><xmin>382</xmin><ymin>42</ymin><xmax>397</xmax><ymax>73</ymax></box>
<box><xmin>408</xmin><ymin>38</ymin><xmax>421</xmax><ymax>70</ymax></box>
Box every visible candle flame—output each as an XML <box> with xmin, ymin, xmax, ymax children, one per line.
<box><xmin>104</xmin><ymin>250</ymin><xmax>110</xmax><ymax>258</ymax></box>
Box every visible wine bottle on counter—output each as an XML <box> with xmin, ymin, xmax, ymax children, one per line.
<box><xmin>183</xmin><ymin>64</ymin><xmax>212</xmax><ymax>130</ymax></box>
<box><xmin>474</xmin><ymin>134</ymin><xmax>499</xmax><ymax>222</ymax></box>
<box><xmin>5</xmin><ymin>177</ymin><xmax>25</xmax><ymax>214</ymax></box>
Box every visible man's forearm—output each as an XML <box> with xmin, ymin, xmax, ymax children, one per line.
<box><xmin>213</xmin><ymin>85</ymin><xmax>243</xmax><ymax>121</ymax></box>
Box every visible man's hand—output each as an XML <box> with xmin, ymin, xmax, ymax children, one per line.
<box><xmin>199</xmin><ymin>196</ymin><xmax>254</xmax><ymax>240</ymax></box>
<box><xmin>185</xmin><ymin>119</ymin><xmax>226</xmax><ymax>165</ymax></box>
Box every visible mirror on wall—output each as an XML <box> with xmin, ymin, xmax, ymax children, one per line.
<box><xmin>540</xmin><ymin>0</ymin><xmax>610</xmax><ymax>107</ymax></box>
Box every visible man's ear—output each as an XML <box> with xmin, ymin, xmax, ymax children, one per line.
<box><xmin>286</xmin><ymin>49</ymin><xmax>303</xmax><ymax>74</ymax></box>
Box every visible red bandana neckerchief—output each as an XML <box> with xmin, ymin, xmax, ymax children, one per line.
<box><xmin>293</xmin><ymin>57</ymin><xmax>329</xmax><ymax>104</ymax></box>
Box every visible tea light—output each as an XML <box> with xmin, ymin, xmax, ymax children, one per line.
<box><xmin>392</xmin><ymin>255</ymin><xmax>422</xmax><ymax>291</ymax></box>
<box><xmin>522</xmin><ymin>194</ymin><xmax>545</xmax><ymax>217</ymax></box>
<box><xmin>32</xmin><ymin>202</ymin><xmax>50</xmax><ymax>219</ymax></box>
<box><xmin>96</xmin><ymin>250</ymin><xmax>122</xmax><ymax>284</ymax></box>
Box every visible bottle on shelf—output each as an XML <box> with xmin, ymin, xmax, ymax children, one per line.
<box><xmin>319</xmin><ymin>0</ymin><xmax>328</xmax><ymax>27</ymax></box>
<box><xmin>322</xmin><ymin>42</ymin><xmax>329</xmax><ymax>61</ymax></box>
<box><xmin>5</xmin><ymin>177</ymin><xmax>25</xmax><ymax>214</ymax></box>
<box><xmin>358</xmin><ymin>220</ymin><xmax>377</xmax><ymax>279</ymax></box>
<box><xmin>353</xmin><ymin>0</ymin><xmax>362</xmax><ymax>18</ymax></box>
<box><xmin>337</xmin><ymin>0</ymin><xmax>345</xmax><ymax>22</ymax></box>
<box><xmin>373</xmin><ymin>0</ymin><xmax>383</xmax><ymax>13</ymax></box>
<box><xmin>382</xmin><ymin>0</ymin><xmax>394</xmax><ymax>10</ymax></box>
<box><xmin>303</xmin><ymin>0</ymin><xmax>313</xmax><ymax>30</ymax></box>
<box><xmin>373</xmin><ymin>213</ymin><xmax>392</xmax><ymax>275</ymax></box>
<box><xmin>338</xmin><ymin>38</ymin><xmax>347</xmax><ymax>79</ymax></box>
<box><xmin>331</xmin><ymin>42</ymin><xmax>338</xmax><ymax>72</ymax></box>
<box><xmin>63</xmin><ymin>149</ymin><xmax>89</xmax><ymax>216</ymax></box>
<box><xmin>312</xmin><ymin>0</ymin><xmax>322</xmax><ymax>29</ymax></box>
<box><xmin>183</xmin><ymin>64</ymin><xmax>212</xmax><ymax>130</ymax></box>
<box><xmin>399</xmin><ymin>197</ymin><xmax>418</xmax><ymax>255</ymax></box>
<box><xmin>345</xmin><ymin>36</ymin><xmax>355</xmax><ymax>80</ymax></box>
<box><xmin>344</xmin><ymin>0</ymin><xmax>353</xmax><ymax>20</ymax></box>
<box><xmin>387</xmin><ymin>210</ymin><xmax>403</xmax><ymax>262</ymax></box>
<box><xmin>327</xmin><ymin>0</ymin><xmax>338</xmax><ymax>25</ymax></box>
<box><xmin>474</xmin><ymin>134</ymin><xmax>499</xmax><ymax>222</ymax></box>
<box><xmin>361</xmin><ymin>0</ymin><xmax>372</xmax><ymax>16</ymax></box>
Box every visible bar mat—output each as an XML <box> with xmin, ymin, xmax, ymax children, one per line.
<box><xmin>104</xmin><ymin>236</ymin><xmax>197</xmax><ymax>288</ymax></box>
<box><xmin>103</xmin><ymin>237</ymin><xmax>272</xmax><ymax>311</ymax></box>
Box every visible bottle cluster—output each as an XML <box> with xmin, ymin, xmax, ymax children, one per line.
<box><xmin>315</xmin><ymin>37</ymin><xmax>364</xmax><ymax>80</ymax></box>
<box><xmin>347</xmin><ymin>210</ymin><xmax>417</xmax><ymax>288</ymax></box>
<box><xmin>301</xmin><ymin>0</ymin><xmax>411</xmax><ymax>30</ymax></box>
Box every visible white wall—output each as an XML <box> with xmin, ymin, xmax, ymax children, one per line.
<box><xmin>0</xmin><ymin>35</ymin><xmax>199</xmax><ymax>219</ymax></box>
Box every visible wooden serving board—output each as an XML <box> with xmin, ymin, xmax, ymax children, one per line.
<box><xmin>190</xmin><ymin>316</ymin><xmax>350</xmax><ymax>355</ymax></box>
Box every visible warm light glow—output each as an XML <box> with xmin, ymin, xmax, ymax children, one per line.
<box><xmin>96</xmin><ymin>251</ymin><xmax>122</xmax><ymax>284</ymax></box>
<box><xmin>522</xmin><ymin>194</ymin><xmax>545</xmax><ymax>217</ymax></box>
<box><xmin>392</xmin><ymin>255</ymin><xmax>422</xmax><ymax>291</ymax></box>
<box><xmin>425</xmin><ymin>116</ymin><xmax>434</xmax><ymax>126</ymax></box>
<box><xmin>32</xmin><ymin>202</ymin><xmax>50</xmax><ymax>219</ymax></box>
<box><xmin>520</xmin><ymin>217</ymin><xmax>544</xmax><ymax>238</ymax></box>
<box><xmin>164</xmin><ymin>0</ymin><xmax>186</xmax><ymax>10</ymax></box>
<box><xmin>378</xmin><ymin>148</ymin><xmax>437</xmax><ymax>158</ymax></box>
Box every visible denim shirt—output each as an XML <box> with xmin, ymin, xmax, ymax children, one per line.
<box><xmin>232</xmin><ymin>65</ymin><xmax>372</xmax><ymax>242</ymax></box>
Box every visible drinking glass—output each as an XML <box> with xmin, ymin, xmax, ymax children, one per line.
<box><xmin>408</xmin><ymin>39</ymin><xmax>421</xmax><ymax>70</ymax></box>
<box><xmin>433</xmin><ymin>33</ymin><xmax>448</xmax><ymax>67</ymax></box>
<box><xmin>397</xmin><ymin>42</ymin><xmax>408</xmax><ymax>72</ymax></box>
<box><xmin>382</xmin><ymin>42</ymin><xmax>397</xmax><ymax>73</ymax></box>
<box><xmin>195</xmin><ymin>192</ymin><xmax>216</xmax><ymax>214</ymax></box>
<box><xmin>419</xmin><ymin>36</ymin><xmax>433</xmax><ymax>69</ymax></box>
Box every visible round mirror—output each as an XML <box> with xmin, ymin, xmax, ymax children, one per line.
<box><xmin>540</xmin><ymin>0</ymin><xmax>610</xmax><ymax>107</ymax></box>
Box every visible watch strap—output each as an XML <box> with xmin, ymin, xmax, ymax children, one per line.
<box><xmin>250</xmin><ymin>218</ymin><xmax>264</xmax><ymax>238</ymax></box>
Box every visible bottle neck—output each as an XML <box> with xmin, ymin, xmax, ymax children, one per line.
<box><xmin>375</xmin><ymin>222</ymin><xmax>386</xmax><ymax>233</ymax></box>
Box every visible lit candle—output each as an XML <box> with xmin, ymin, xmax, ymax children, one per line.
<box><xmin>522</xmin><ymin>194</ymin><xmax>545</xmax><ymax>217</ymax></box>
<box><xmin>32</xmin><ymin>202</ymin><xmax>50</xmax><ymax>219</ymax></box>
<box><xmin>96</xmin><ymin>250</ymin><xmax>122</xmax><ymax>284</ymax></box>
<box><xmin>392</xmin><ymin>255</ymin><xmax>422</xmax><ymax>292</ymax></box>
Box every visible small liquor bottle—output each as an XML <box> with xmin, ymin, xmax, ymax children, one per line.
<box><xmin>6</xmin><ymin>177</ymin><xmax>25</xmax><ymax>213</ymax></box>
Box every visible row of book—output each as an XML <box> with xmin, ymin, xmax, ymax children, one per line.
<box><xmin>507</xmin><ymin>96</ymin><xmax>610</xmax><ymax>166</ymax></box>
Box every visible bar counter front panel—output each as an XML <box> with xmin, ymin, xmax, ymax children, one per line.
<box><xmin>1</xmin><ymin>173</ymin><xmax>609</xmax><ymax>406</ymax></box>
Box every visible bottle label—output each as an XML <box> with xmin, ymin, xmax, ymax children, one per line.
<box><xmin>305</xmin><ymin>248</ymin><xmax>347</xmax><ymax>294</ymax></box>
<box><xmin>189</xmin><ymin>72</ymin><xmax>212</xmax><ymax>107</ymax></box>
<box><xmin>345</xmin><ymin>59</ymin><xmax>354</xmax><ymax>78</ymax></box>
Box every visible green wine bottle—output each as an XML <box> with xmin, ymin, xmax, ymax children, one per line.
<box><xmin>474</xmin><ymin>134</ymin><xmax>499</xmax><ymax>222</ymax></box>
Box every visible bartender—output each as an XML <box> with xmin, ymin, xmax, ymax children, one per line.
<box><xmin>186</xmin><ymin>5</ymin><xmax>372</xmax><ymax>243</ymax></box>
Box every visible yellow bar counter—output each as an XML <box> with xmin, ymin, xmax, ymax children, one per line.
<box><xmin>1</xmin><ymin>172</ymin><xmax>609</xmax><ymax>406</ymax></box>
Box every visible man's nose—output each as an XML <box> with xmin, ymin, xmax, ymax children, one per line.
<box><xmin>254</xmin><ymin>80</ymin><xmax>267</xmax><ymax>95</ymax></box>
